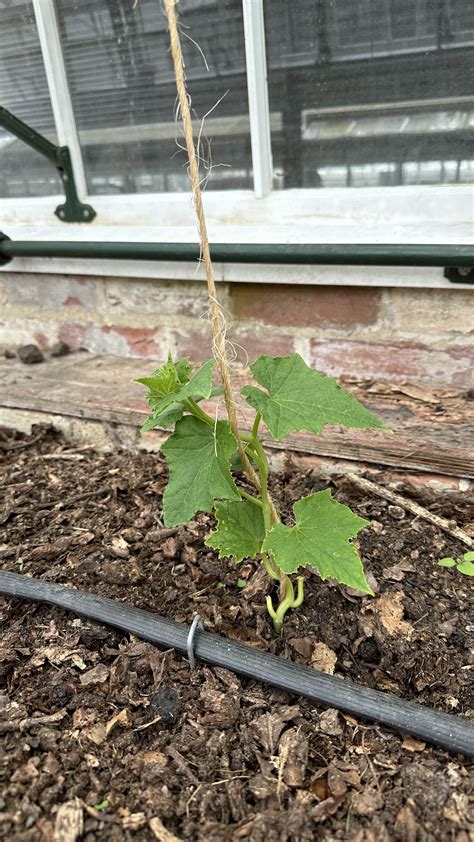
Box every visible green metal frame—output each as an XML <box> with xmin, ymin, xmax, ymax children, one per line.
<box><xmin>0</xmin><ymin>107</ymin><xmax>96</xmax><ymax>223</ymax></box>
<box><xmin>0</xmin><ymin>237</ymin><xmax>472</xmax><ymax>274</ymax></box>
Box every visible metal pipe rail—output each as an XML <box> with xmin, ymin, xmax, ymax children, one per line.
<box><xmin>0</xmin><ymin>237</ymin><xmax>472</xmax><ymax>268</ymax></box>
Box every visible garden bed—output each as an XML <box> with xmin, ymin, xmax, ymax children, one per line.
<box><xmin>1</xmin><ymin>425</ymin><xmax>473</xmax><ymax>841</ymax></box>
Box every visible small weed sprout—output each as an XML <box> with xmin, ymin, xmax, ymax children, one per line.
<box><xmin>438</xmin><ymin>551</ymin><xmax>474</xmax><ymax>577</ymax></box>
<box><xmin>136</xmin><ymin>352</ymin><xmax>384</xmax><ymax>631</ymax></box>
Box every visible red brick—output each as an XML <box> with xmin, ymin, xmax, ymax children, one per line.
<box><xmin>58</xmin><ymin>321</ymin><xmax>88</xmax><ymax>349</ymax></box>
<box><xmin>1</xmin><ymin>273</ymin><xmax>97</xmax><ymax>310</ymax></box>
<box><xmin>57</xmin><ymin>322</ymin><xmax>163</xmax><ymax>358</ymax></box>
<box><xmin>310</xmin><ymin>340</ymin><xmax>474</xmax><ymax>387</ymax></box>
<box><xmin>173</xmin><ymin>328</ymin><xmax>295</xmax><ymax>366</ymax></box>
<box><xmin>173</xmin><ymin>329</ymin><xmax>214</xmax><ymax>364</ymax></box>
<box><xmin>229</xmin><ymin>284</ymin><xmax>381</xmax><ymax>328</ymax></box>
<box><xmin>33</xmin><ymin>331</ymin><xmax>49</xmax><ymax>349</ymax></box>
<box><xmin>102</xmin><ymin>279</ymin><xmax>209</xmax><ymax>319</ymax></box>
<box><xmin>232</xmin><ymin>329</ymin><xmax>295</xmax><ymax>365</ymax></box>
<box><xmin>104</xmin><ymin>326</ymin><xmax>161</xmax><ymax>358</ymax></box>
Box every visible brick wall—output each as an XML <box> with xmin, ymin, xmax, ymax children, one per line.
<box><xmin>0</xmin><ymin>271</ymin><xmax>473</xmax><ymax>386</ymax></box>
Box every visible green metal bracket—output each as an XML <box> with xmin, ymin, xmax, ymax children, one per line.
<box><xmin>444</xmin><ymin>266</ymin><xmax>474</xmax><ymax>285</ymax></box>
<box><xmin>0</xmin><ymin>232</ymin><xmax>11</xmax><ymax>266</ymax></box>
<box><xmin>0</xmin><ymin>107</ymin><xmax>96</xmax><ymax>223</ymax></box>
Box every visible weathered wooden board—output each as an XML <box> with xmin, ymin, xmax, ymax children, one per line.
<box><xmin>1</xmin><ymin>354</ymin><xmax>473</xmax><ymax>478</ymax></box>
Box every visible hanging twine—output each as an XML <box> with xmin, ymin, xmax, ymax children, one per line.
<box><xmin>163</xmin><ymin>0</ymin><xmax>262</xmax><ymax>492</ymax></box>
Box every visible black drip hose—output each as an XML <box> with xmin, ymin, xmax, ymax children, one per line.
<box><xmin>1</xmin><ymin>572</ymin><xmax>473</xmax><ymax>757</ymax></box>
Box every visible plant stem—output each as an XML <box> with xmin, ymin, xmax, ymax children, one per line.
<box><xmin>266</xmin><ymin>576</ymin><xmax>305</xmax><ymax>632</ymax></box>
<box><xmin>242</xmin><ymin>435</ymin><xmax>273</xmax><ymax>529</ymax></box>
<box><xmin>243</xmin><ymin>436</ymin><xmax>279</xmax><ymax>525</ymax></box>
<box><xmin>185</xmin><ymin>394</ymin><xmax>302</xmax><ymax>629</ymax></box>
<box><xmin>262</xmin><ymin>553</ymin><xmax>280</xmax><ymax>581</ymax></box>
<box><xmin>184</xmin><ymin>397</ymin><xmax>214</xmax><ymax>426</ymax></box>
<box><xmin>239</xmin><ymin>488</ymin><xmax>263</xmax><ymax>508</ymax></box>
<box><xmin>251</xmin><ymin>412</ymin><xmax>261</xmax><ymax>441</ymax></box>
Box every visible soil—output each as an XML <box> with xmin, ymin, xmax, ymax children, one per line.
<box><xmin>1</xmin><ymin>424</ymin><xmax>473</xmax><ymax>842</ymax></box>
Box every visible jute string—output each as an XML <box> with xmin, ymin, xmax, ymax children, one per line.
<box><xmin>163</xmin><ymin>0</ymin><xmax>263</xmax><ymax>493</ymax></box>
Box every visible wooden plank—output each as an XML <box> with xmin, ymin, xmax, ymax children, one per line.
<box><xmin>1</xmin><ymin>355</ymin><xmax>473</xmax><ymax>478</ymax></box>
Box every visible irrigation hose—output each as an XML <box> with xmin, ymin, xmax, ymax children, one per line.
<box><xmin>1</xmin><ymin>572</ymin><xmax>473</xmax><ymax>757</ymax></box>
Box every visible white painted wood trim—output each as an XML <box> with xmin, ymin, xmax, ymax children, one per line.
<box><xmin>32</xmin><ymin>0</ymin><xmax>88</xmax><ymax>198</ymax></box>
<box><xmin>1</xmin><ymin>185</ymin><xmax>472</xmax><ymax>286</ymax></box>
<box><xmin>2</xmin><ymin>184</ymin><xmax>472</xmax><ymax>235</ymax></box>
<box><xmin>242</xmin><ymin>0</ymin><xmax>273</xmax><ymax>198</ymax></box>
<box><xmin>1</xmin><ymin>252</ymin><xmax>471</xmax><ymax>289</ymax></box>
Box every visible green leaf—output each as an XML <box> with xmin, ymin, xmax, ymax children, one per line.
<box><xmin>161</xmin><ymin>416</ymin><xmax>240</xmax><ymax>526</ymax></box>
<box><xmin>437</xmin><ymin>557</ymin><xmax>457</xmax><ymax>567</ymax></box>
<box><xmin>462</xmin><ymin>551</ymin><xmax>474</xmax><ymax>562</ymax></box>
<box><xmin>205</xmin><ymin>500</ymin><xmax>266</xmax><ymax>562</ymax></box>
<box><xmin>140</xmin><ymin>403</ymin><xmax>184</xmax><ymax>432</ymax></box>
<box><xmin>136</xmin><ymin>353</ymin><xmax>191</xmax><ymax>395</ymax></box>
<box><xmin>262</xmin><ymin>489</ymin><xmax>372</xmax><ymax>592</ymax></box>
<box><xmin>457</xmin><ymin>560</ymin><xmax>474</xmax><ymax>576</ymax></box>
<box><xmin>94</xmin><ymin>800</ymin><xmax>110</xmax><ymax>812</ymax></box>
<box><xmin>135</xmin><ymin>357</ymin><xmax>214</xmax><ymax>417</ymax></box>
<box><xmin>241</xmin><ymin>354</ymin><xmax>384</xmax><ymax>440</ymax></box>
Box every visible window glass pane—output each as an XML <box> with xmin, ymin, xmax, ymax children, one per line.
<box><xmin>56</xmin><ymin>0</ymin><xmax>251</xmax><ymax>194</ymax></box>
<box><xmin>0</xmin><ymin>1</ymin><xmax>61</xmax><ymax>197</ymax></box>
<box><xmin>265</xmin><ymin>0</ymin><xmax>474</xmax><ymax>188</ymax></box>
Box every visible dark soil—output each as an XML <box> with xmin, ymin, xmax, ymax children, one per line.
<box><xmin>1</xmin><ymin>425</ymin><xmax>473</xmax><ymax>842</ymax></box>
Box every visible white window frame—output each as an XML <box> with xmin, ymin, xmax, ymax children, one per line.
<box><xmin>1</xmin><ymin>0</ymin><xmax>473</xmax><ymax>290</ymax></box>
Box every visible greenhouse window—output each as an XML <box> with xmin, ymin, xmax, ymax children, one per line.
<box><xmin>0</xmin><ymin>0</ymin><xmax>472</xmax><ymax>288</ymax></box>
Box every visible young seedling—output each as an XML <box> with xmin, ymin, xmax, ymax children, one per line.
<box><xmin>136</xmin><ymin>351</ymin><xmax>384</xmax><ymax>631</ymax></box>
<box><xmin>438</xmin><ymin>551</ymin><xmax>474</xmax><ymax>577</ymax></box>
<box><xmin>147</xmin><ymin>2</ymin><xmax>383</xmax><ymax>631</ymax></box>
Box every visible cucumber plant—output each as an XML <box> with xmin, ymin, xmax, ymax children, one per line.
<box><xmin>136</xmin><ymin>351</ymin><xmax>384</xmax><ymax>631</ymax></box>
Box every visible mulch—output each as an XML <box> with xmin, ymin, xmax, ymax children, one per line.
<box><xmin>1</xmin><ymin>424</ymin><xmax>473</xmax><ymax>841</ymax></box>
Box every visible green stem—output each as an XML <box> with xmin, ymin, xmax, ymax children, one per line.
<box><xmin>184</xmin><ymin>397</ymin><xmax>304</xmax><ymax>630</ymax></box>
<box><xmin>242</xmin><ymin>435</ymin><xmax>268</xmax><ymax>478</ymax></box>
<box><xmin>251</xmin><ymin>412</ymin><xmax>261</xmax><ymax>441</ymax></box>
<box><xmin>262</xmin><ymin>552</ymin><xmax>280</xmax><ymax>581</ymax></box>
<box><xmin>245</xmin><ymin>441</ymin><xmax>272</xmax><ymax>531</ymax></box>
<box><xmin>260</xmin><ymin>474</ymin><xmax>272</xmax><ymax>532</ymax></box>
<box><xmin>184</xmin><ymin>397</ymin><xmax>214</xmax><ymax>426</ymax></box>
<box><xmin>266</xmin><ymin>576</ymin><xmax>305</xmax><ymax>632</ymax></box>
<box><xmin>246</xmin><ymin>437</ymin><xmax>282</xmax><ymax>531</ymax></box>
<box><xmin>238</xmin><ymin>488</ymin><xmax>263</xmax><ymax>508</ymax></box>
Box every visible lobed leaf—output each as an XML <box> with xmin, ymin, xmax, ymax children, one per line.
<box><xmin>136</xmin><ymin>356</ymin><xmax>216</xmax><ymax>433</ymax></box>
<box><xmin>140</xmin><ymin>403</ymin><xmax>185</xmax><ymax>432</ymax></box>
<box><xmin>262</xmin><ymin>488</ymin><xmax>373</xmax><ymax>593</ymax></box>
<box><xmin>161</xmin><ymin>416</ymin><xmax>240</xmax><ymax>526</ymax></box>
<box><xmin>136</xmin><ymin>353</ymin><xmax>191</xmax><ymax>395</ymax></box>
<box><xmin>206</xmin><ymin>500</ymin><xmax>266</xmax><ymax>562</ymax></box>
<box><xmin>136</xmin><ymin>357</ymin><xmax>214</xmax><ymax>417</ymax></box>
<box><xmin>241</xmin><ymin>354</ymin><xmax>384</xmax><ymax>440</ymax></box>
